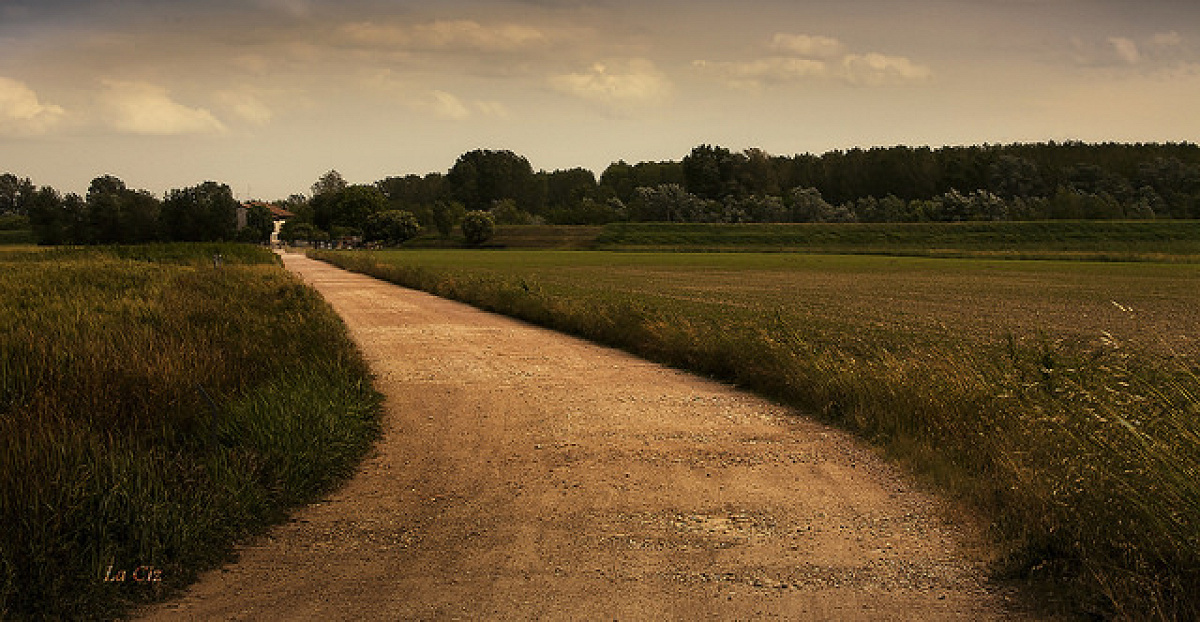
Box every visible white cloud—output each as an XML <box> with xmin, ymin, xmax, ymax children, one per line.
<box><xmin>549</xmin><ymin>60</ymin><xmax>672</xmax><ymax>111</ymax></box>
<box><xmin>842</xmin><ymin>53</ymin><xmax>933</xmax><ymax>85</ymax></box>
<box><xmin>1108</xmin><ymin>36</ymin><xmax>1141</xmax><ymax>64</ymax></box>
<box><xmin>0</xmin><ymin>77</ymin><xmax>66</xmax><ymax>135</ymax></box>
<box><xmin>770</xmin><ymin>34</ymin><xmax>844</xmax><ymax>59</ymax></box>
<box><xmin>99</xmin><ymin>80</ymin><xmax>226</xmax><ymax>135</ymax></box>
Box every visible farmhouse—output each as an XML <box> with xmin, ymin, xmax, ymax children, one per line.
<box><xmin>237</xmin><ymin>201</ymin><xmax>294</xmax><ymax>244</ymax></box>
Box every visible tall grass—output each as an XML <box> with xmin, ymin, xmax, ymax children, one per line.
<box><xmin>314</xmin><ymin>249</ymin><xmax>1200</xmax><ymax>619</ymax></box>
<box><xmin>0</xmin><ymin>245</ymin><xmax>382</xmax><ymax>619</ymax></box>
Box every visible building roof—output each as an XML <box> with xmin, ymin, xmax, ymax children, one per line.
<box><xmin>241</xmin><ymin>201</ymin><xmax>295</xmax><ymax>220</ymax></box>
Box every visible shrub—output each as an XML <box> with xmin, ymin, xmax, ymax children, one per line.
<box><xmin>461</xmin><ymin>210</ymin><xmax>496</xmax><ymax>246</ymax></box>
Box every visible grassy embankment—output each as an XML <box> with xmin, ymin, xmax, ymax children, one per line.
<box><xmin>313</xmin><ymin>245</ymin><xmax>1200</xmax><ymax>619</ymax></box>
<box><xmin>406</xmin><ymin>220</ymin><xmax>1200</xmax><ymax>260</ymax></box>
<box><xmin>0</xmin><ymin>244</ymin><xmax>382</xmax><ymax>619</ymax></box>
<box><xmin>596</xmin><ymin>221</ymin><xmax>1200</xmax><ymax>261</ymax></box>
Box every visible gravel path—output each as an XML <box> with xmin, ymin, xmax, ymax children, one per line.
<box><xmin>141</xmin><ymin>251</ymin><xmax>1031</xmax><ymax>620</ymax></box>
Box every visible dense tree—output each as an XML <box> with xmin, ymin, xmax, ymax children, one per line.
<box><xmin>280</xmin><ymin>221</ymin><xmax>327</xmax><ymax>244</ymax></box>
<box><xmin>377</xmin><ymin>173</ymin><xmax>448</xmax><ymax>226</ymax></box>
<box><xmin>311</xmin><ymin>169</ymin><xmax>348</xmax><ymax>198</ymax></box>
<box><xmin>682</xmin><ymin>144</ymin><xmax>742</xmax><ymax>200</ymax></box>
<box><xmin>238</xmin><ymin>202</ymin><xmax>275</xmax><ymax>243</ymax></box>
<box><xmin>312</xmin><ymin>184</ymin><xmax>387</xmax><ymax>234</ymax></box>
<box><xmin>0</xmin><ymin>173</ymin><xmax>35</xmax><ymax>216</ymax></box>
<box><xmin>85</xmin><ymin>176</ymin><xmax>162</xmax><ymax>243</ymax></box>
<box><xmin>363</xmin><ymin>210</ymin><xmax>421</xmax><ymax>245</ymax></box>
<box><xmin>737</xmin><ymin>148</ymin><xmax>782</xmax><ymax>197</ymax></box>
<box><xmin>786</xmin><ymin>188</ymin><xmax>835</xmax><ymax>223</ymax></box>
<box><xmin>431</xmin><ymin>200</ymin><xmax>466</xmax><ymax>237</ymax></box>
<box><xmin>988</xmin><ymin>155</ymin><xmax>1045</xmax><ymax>199</ymax></box>
<box><xmin>599</xmin><ymin>160</ymin><xmax>684</xmax><ymax>204</ymax></box>
<box><xmin>447</xmin><ymin>150</ymin><xmax>542</xmax><ymax>214</ymax></box>
<box><xmin>542</xmin><ymin>167</ymin><xmax>598</xmax><ymax>216</ymax></box>
<box><xmin>490</xmin><ymin>198</ymin><xmax>535</xmax><ymax>225</ymax></box>
<box><xmin>161</xmin><ymin>181</ymin><xmax>238</xmax><ymax>242</ymax></box>
<box><xmin>629</xmin><ymin>184</ymin><xmax>699</xmax><ymax>222</ymax></box>
<box><xmin>27</xmin><ymin>187</ymin><xmax>72</xmax><ymax>245</ymax></box>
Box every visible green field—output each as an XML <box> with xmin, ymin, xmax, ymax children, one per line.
<box><xmin>0</xmin><ymin>245</ymin><xmax>382</xmax><ymax>618</ymax></box>
<box><xmin>315</xmin><ymin>247</ymin><xmax>1200</xmax><ymax>619</ymax></box>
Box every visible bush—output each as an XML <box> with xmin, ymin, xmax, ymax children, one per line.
<box><xmin>461</xmin><ymin>210</ymin><xmax>496</xmax><ymax>246</ymax></box>
<box><xmin>363</xmin><ymin>210</ymin><xmax>421</xmax><ymax>246</ymax></box>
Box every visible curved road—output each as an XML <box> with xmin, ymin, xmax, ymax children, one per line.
<box><xmin>142</xmin><ymin>251</ymin><xmax>1028</xmax><ymax>620</ymax></box>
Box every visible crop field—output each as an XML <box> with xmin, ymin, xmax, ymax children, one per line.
<box><xmin>0</xmin><ymin>244</ymin><xmax>382</xmax><ymax>618</ymax></box>
<box><xmin>315</xmin><ymin>248</ymin><xmax>1200</xmax><ymax>619</ymax></box>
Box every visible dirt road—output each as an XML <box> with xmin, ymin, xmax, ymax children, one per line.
<box><xmin>142</xmin><ymin>252</ymin><xmax>1028</xmax><ymax>620</ymax></box>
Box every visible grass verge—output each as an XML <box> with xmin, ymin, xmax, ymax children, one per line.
<box><xmin>313</xmin><ymin>248</ymin><xmax>1200</xmax><ymax>619</ymax></box>
<box><xmin>0</xmin><ymin>244</ymin><xmax>382</xmax><ymax>619</ymax></box>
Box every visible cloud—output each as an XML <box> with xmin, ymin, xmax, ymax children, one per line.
<box><xmin>1074</xmin><ymin>32</ymin><xmax>1191</xmax><ymax>68</ymax></box>
<box><xmin>1108</xmin><ymin>36</ymin><xmax>1141</xmax><ymax>64</ymax></box>
<box><xmin>549</xmin><ymin>59</ymin><xmax>672</xmax><ymax>112</ymax></box>
<box><xmin>693</xmin><ymin>58</ymin><xmax>828</xmax><ymax>90</ymax></box>
<box><xmin>404</xmin><ymin>90</ymin><xmax>510</xmax><ymax>121</ymax></box>
<box><xmin>770</xmin><ymin>34</ymin><xmax>844</xmax><ymax>59</ymax></box>
<box><xmin>214</xmin><ymin>90</ymin><xmax>273</xmax><ymax>125</ymax></box>
<box><xmin>99</xmin><ymin>80</ymin><xmax>226</xmax><ymax>135</ymax></box>
<box><xmin>0</xmin><ymin>77</ymin><xmax>66</xmax><ymax>135</ymax></box>
<box><xmin>339</xmin><ymin>19</ymin><xmax>549</xmax><ymax>53</ymax></box>
<box><xmin>697</xmin><ymin>34</ymin><xmax>931</xmax><ymax>89</ymax></box>
<box><xmin>427</xmin><ymin>90</ymin><xmax>471</xmax><ymax>120</ymax></box>
<box><xmin>843</xmin><ymin>53</ymin><xmax>933</xmax><ymax>85</ymax></box>
<box><xmin>1151</xmin><ymin>31</ymin><xmax>1183</xmax><ymax>49</ymax></box>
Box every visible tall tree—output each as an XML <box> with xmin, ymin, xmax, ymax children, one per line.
<box><xmin>682</xmin><ymin>144</ymin><xmax>742</xmax><ymax>200</ymax></box>
<box><xmin>86</xmin><ymin>175</ymin><xmax>129</xmax><ymax>243</ymax></box>
<box><xmin>0</xmin><ymin>173</ymin><xmax>35</xmax><ymax>216</ymax></box>
<box><xmin>311</xmin><ymin>170</ymin><xmax>348</xmax><ymax>198</ymax></box>
<box><xmin>161</xmin><ymin>181</ymin><xmax>238</xmax><ymax>241</ymax></box>
<box><xmin>447</xmin><ymin>149</ymin><xmax>541</xmax><ymax>213</ymax></box>
<box><xmin>313</xmin><ymin>185</ymin><xmax>387</xmax><ymax>233</ymax></box>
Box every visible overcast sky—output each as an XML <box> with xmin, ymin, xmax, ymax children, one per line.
<box><xmin>2</xmin><ymin>0</ymin><xmax>1198</xmax><ymax>199</ymax></box>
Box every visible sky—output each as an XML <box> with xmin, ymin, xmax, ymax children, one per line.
<box><xmin>2</xmin><ymin>0</ymin><xmax>1199</xmax><ymax>199</ymax></box>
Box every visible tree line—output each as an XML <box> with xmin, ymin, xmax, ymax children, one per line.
<box><xmin>3</xmin><ymin>174</ymin><xmax>275</xmax><ymax>245</ymax></box>
<box><xmin>6</xmin><ymin>141</ymin><xmax>1199</xmax><ymax>246</ymax></box>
